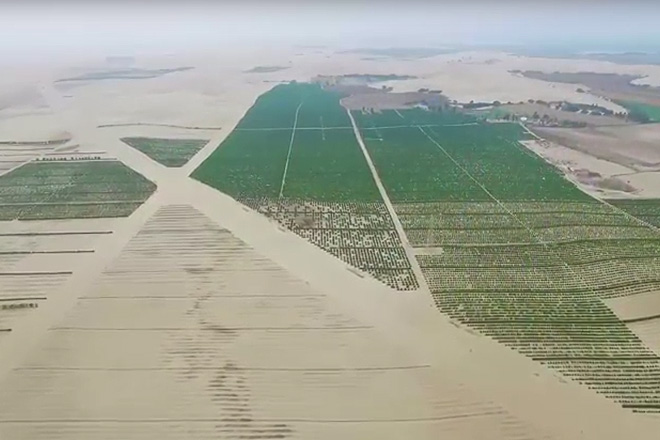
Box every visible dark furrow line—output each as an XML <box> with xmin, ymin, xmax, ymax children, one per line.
<box><xmin>0</xmin><ymin>410</ymin><xmax>508</xmax><ymax>424</ymax></box>
<box><xmin>0</xmin><ymin>250</ymin><xmax>95</xmax><ymax>255</ymax></box>
<box><xmin>16</xmin><ymin>365</ymin><xmax>430</xmax><ymax>372</ymax></box>
<box><xmin>78</xmin><ymin>295</ymin><xmax>326</xmax><ymax>300</ymax></box>
<box><xmin>0</xmin><ymin>271</ymin><xmax>72</xmax><ymax>277</ymax></box>
<box><xmin>50</xmin><ymin>326</ymin><xmax>373</xmax><ymax>331</ymax></box>
<box><xmin>622</xmin><ymin>313</ymin><xmax>660</xmax><ymax>324</ymax></box>
<box><xmin>419</xmin><ymin>254</ymin><xmax>660</xmax><ymax>269</ymax></box>
<box><xmin>0</xmin><ymin>231</ymin><xmax>112</xmax><ymax>237</ymax></box>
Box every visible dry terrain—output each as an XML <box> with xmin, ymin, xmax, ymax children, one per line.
<box><xmin>521</xmin><ymin>71</ymin><xmax>660</xmax><ymax>106</ymax></box>
<box><xmin>2</xmin><ymin>46</ymin><xmax>660</xmax><ymax>438</ymax></box>
<box><xmin>529</xmin><ymin>124</ymin><xmax>660</xmax><ymax>198</ymax></box>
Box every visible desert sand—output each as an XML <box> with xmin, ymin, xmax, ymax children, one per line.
<box><xmin>2</xmin><ymin>46</ymin><xmax>660</xmax><ymax>438</ymax></box>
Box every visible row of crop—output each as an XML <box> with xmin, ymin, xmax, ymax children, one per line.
<box><xmin>398</xmin><ymin>211</ymin><xmax>638</xmax><ymax>230</ymax></box>
<box><xmin>295</xmin><ymin>228</ymin><xmax>402</xmax><ymax>249</ymax></box>
<box><xmin>370</xmin><ymin>269</ymin><xmax>419</xmax><ymax>291</ymax></box>
<box><xmin>433</xmin><ymin>292</ymin><xmax>616</xmax><ymax>318</ymax></box>
<box><xmin>546</xmin><ymin>360</ymin><xmax>660</xmax><ymax>407</ymax></box>
<box><xmin>394</xmin><ymin>201</ymin><xmax>606</xmax><ymax>215</ymax></box>
<box><xmin>244</xmin><ymin>198</ymin><xmax>418</xmax><ymax>291</ymax></box>
<box><xmin>607</xmin><ymin>199</ymin><xmax>660</xmax><ymax>228</ymax></box>
<box><xmin>423</xmin><ymin>258</ymin><xmax>660</xmax><ymax>293</ymax></box>
<box><xmin>244</xmin><ymin>198</ymin><xmax>390</xmax><ymax>215</ymax></box>
<box><xmin>0</xmin><ymin>187</ymin><xmax>154</xmax><ymax>204</ymax></box>
<box><xmin>418</xmin><ymin>239</ymin><xmax>660</xmax><ymax>268</ymax></box>
<box><xmin>0</xmin><ymin>202</ymin><xmax>143</xmax><ymax>221</ymax></box>
<box><xmin>408</xmin><ymin>225</ymin><xmax>659</xmax><ymax>247</ymax></box>
<box><xmin>0</xmin><ymin>161</ymin><xmax>155</xmax><ymax>220</ymax></box>
<box><xmin>270</xmin><ymin>212</ymin><xmax>395</xmax><ymax>231</ymax></box>
<box><xmin>406</xmin><ymin>228</ymin><xmax>536</xmax><ymax>246</ymax></box>
<box><xmin>328</xmin><ymin>247</ymin><xmax>411</xmax><ymax>269</ymax></box>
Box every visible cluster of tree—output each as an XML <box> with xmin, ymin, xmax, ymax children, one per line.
<box><xmin>501</xmin><ymin>111</ymin><xmax>587</xmax><ymax>128</ymax></box>
<box><xmin>463</xmin><ymin>101</ymin><xmax>493</xmax><ymax>109</ymax></box>
<box><xmin>560</xmin><ymin>102</ymin><xmax>613</xmax><ymax>115</ymax></box>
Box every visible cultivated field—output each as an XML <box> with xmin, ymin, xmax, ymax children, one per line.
<box><xmin>520</xmin><ymin>71</ymin><xmax>660</xmax><ymax>107</ymax></box>
<box><xmin>120</xmin><ymin>137</ymin><xmax>209</xmax><ymax>167</ymax></box>
<box><xmin>6</xmin><ymin>44</ymin><xmax>660</xmax><ymax>438</ymax></box>
<box><xmin>356</xmin><ymin>108</ymin><xmax>660</xmax><ymax>412</ymax></box>
<box><xmin>0</xmin><ymin>160</ymin><xmax>156</xmax><ymax>220</ymax></box>
<box><xmin>193</xmin><ymin>83</ymin><xmax>418</xmax><ymax>290</ymax></box>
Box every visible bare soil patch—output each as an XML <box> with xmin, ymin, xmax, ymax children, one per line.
<box><xmin>339</xmin><ymin>89</ymin><xmax>449</xmax><ymax>111</ymax></box>
<box><xmin>534</xmin><ymin>124</ymin><xmax>660</xmax><ymax>171</ymax></box>
<box><xmin>521</xmin><ymin>71</ymin><xmax>660</xmax><ymax>106</ymax></box>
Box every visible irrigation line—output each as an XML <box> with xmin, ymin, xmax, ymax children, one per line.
<box><xmin>278</xmin><ymin>101</ymin><xmax>304</xmax><ymax>199</ymax></box>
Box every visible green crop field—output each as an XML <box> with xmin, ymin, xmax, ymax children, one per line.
<box><xmin>193</xmin><ymin>82</ymin><xmax>418</xmax><ymax>290</ymax></box>
<box><xmin>355</xmin><ymin>109</ymin><xmax>660</xmax><ymax>411</ymax></box>
<box><xmin>121</xmin><ymin>137</ymin><xmax>208</xmax><ymax>167</ymax></box>
<box><xmin>0</xmin><ymin>160</ymin><xmax>156</xmax><ymax>220</ymax></box>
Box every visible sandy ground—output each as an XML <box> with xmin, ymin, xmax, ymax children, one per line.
<box><xmin>2</xmin><ymin>46</ymin><xmax>660</xmax><ymax>437</ymax></box>
<box><xmin>607</xmin><ymin>291</ymin><xmax>660</xmax><ymax>356</ymax></box>
<box><xmin>527</xmin><ymin>124</ymin><xmax>660</xmax><ymax>198</ymax></box>
<box><xmin>7</xmin><ymin>48</ymin><xmax>660</xmax><ymax>142</ymax></box>
<box><xmin>518</xmin><ymin>139</ymin><xmax>658</xmax><ymax>199</ymax></box>
<box><xmin>0</xmin><ymin>218</ymin><xmax>121</xmax><ymax>333</ymax></box>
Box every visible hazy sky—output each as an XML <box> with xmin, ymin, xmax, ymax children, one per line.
<box><xmin>1</xmin><ymin>1</ymin><xmax>659</xmax><ymax>55</ymax></box>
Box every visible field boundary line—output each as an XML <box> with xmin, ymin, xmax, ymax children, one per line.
<box><xmin>348</xmin><ymin>109</ymin><xmax>430</xmax><ymax>293</ymax></box>
<box><xmin>278</xmin><ymin>101</ymin><xmax>304</xmax><ymax>198</ymax></box>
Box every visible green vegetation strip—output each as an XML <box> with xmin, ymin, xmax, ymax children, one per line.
<box><xmin>0</xmin><ymin>161</ymin><xmax>155</xmax><ymax>220</ymax></box>
<box><xmin>121</xmin><ymin>137</ymin><xmax>208</xmax><ymax>167</ymax></box>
